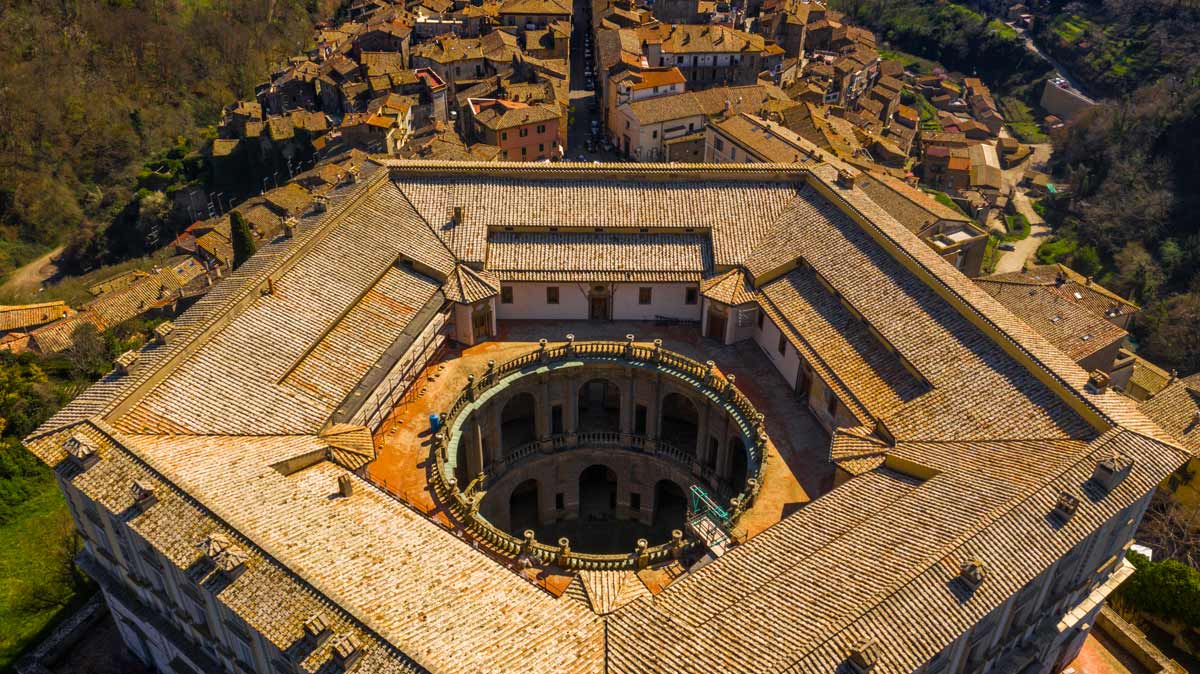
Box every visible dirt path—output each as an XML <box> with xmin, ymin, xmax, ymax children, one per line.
<box><xmin>0</xmin><ymin>246</ymin><xmax>63</xmax><ymax>299</ymax></box>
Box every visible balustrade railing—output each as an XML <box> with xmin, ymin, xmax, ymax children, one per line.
<box><xmin>422</xmin><ymin>336</ymin><xmax>769</xmax><ymax>569</ymax></box>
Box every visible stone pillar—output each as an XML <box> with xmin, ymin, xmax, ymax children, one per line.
<box><xmin>646</xmin><ymin>372</ymin><xmax>662</xmax><ymax>438</ymax></box>
<box><xmin>562</xmin><ymin>467</ymin><xmax>580</xmax><ymax>521</ymax></box>
<box><xmin>564</xmin><ymin>375</ymin><xmax>579</xmax><ymax>438</ymax></box>
<box><xmin>620</xmin><ymin>372</ymin><xmax>635</xmax><ymax>435</ymax></box>
<box><xmin>488</xmin><ymin>403</ymin><xmax>503</xmax><ymax>463</ymax></box>
<box><xmin>694</xmin><ymin>398</ymin><xmax>709</xmax><ymax>468</ymax></box>
<box><xmin>716</xmin><ymin>432</ymin><xmax>733</xmax><ymax>482</ymax></box>
<box><xmin>539</xmin><ymin>478</ymin><xmax>557</xmax><ymax>526</ymax></box>
<box><xmin>467</xmin><ymin>422</ymin><xmax>484</xmax><ymax>477</ymax></box>
<box><xmin>537</xmin><ymin>375</ymin><xmax>551</xmax><ymax>441</ymax></box>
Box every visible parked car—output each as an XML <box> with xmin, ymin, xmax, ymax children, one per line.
<box><xmin>590</xmin><ymin>119</ymin><xmax>600</xmax><ymax>134</ymax></box>
<box><xmin>998</xmin><ymin>243</ymin><xmax>1016</xmax><ymax>251</ymax></box>
<box><xmin>585</xmin><ymin>78</ymin><xmax>595</xmax><ymax>90</ymax></box>
<box><xmin>585</xmin><ymin>138</ymin><xmax>595</xmax><ymax>152</ymax></box>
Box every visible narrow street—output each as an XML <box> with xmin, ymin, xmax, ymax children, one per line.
<box><xmin>1007</xmin><ymin>21</ymin><xmax>1094</xmax><ymax>100</ymax></box>
<box><xmin>993</xmin><ymin>143</ymin><xmax>1052</xmax><ymax>274</ymax></box>
<box><xmin>565</xmin><ymin>0</ymin><xmax>621</xmax><ymax>160</ymax></box>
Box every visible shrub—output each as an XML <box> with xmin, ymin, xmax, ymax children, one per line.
<box><xmin>1116</xmin><ymin>551</ymin><xmax>1200</xmax><ymax>628</ymax></box>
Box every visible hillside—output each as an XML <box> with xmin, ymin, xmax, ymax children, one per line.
<box><xmin>1032</xmin><ymin>0</ymin><xmax>1200</xmax><ymax>99</ymax></box>
<box><xmin>0</xmin><ymin>0</ymin><xmax>336</xmax><ymax>282</ymax></box>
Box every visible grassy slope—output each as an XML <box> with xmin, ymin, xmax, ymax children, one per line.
<box><xmin>0</xmin><ymin>482</ymin><xmax>89</xmax><ymax>671</ymax></box>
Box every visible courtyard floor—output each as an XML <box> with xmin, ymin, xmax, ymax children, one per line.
<box><xmin>367</xmin><ymin>319</ymin><xmax>834</xmax><ymax>591</ymax></box>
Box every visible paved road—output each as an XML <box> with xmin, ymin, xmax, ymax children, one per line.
<box><xmin>1007</xmin><ymin>21</ymin><xmax>1094</xmax><ymax>100</ymax></box>
<box><xmin>993</xmin><ymin>143</ymin><xmax>1053</xmax><ymax>274</ymax></box>
<box><xmin>564</xmin><ymin>0</ymin><xmax>621</xmax><ymax>160</ymax></box>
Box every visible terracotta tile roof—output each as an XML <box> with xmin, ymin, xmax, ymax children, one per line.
<box><xmin>28</xmin><ymin>161</ymin><xmax>1190</xmax><ymax>674</ymax></box>
<box><xmin>486</xmin><ymin>232</ymin><xmax>712</xmax><ymax>279</ymax></box>
<box><xmin>855</xmin><ymin>172</ymin><xmax>970</xmax><ymax>233</ymax></box>
<box><xmin>975</xmin><ymin>279</ymin><xmax>1128</xmax><ymax>363</ymax></box>
<box><xmin>1140</xmin><ymin>374</ymin><xmax>1200</xmax><ymax>452</ymax></box>
<box><xmin>700</xmin><ymin>268</ymin><xmax>757</xmax><ymax>306</ymax></box>
<box><xmin>442</xmin><ymin>264</ymin><xmax>500</xmax><ymax>303</ymax></box>
<box><xmin>0</xmin><ymin>301</ymin><xmax>71</xmax><ymax>332</ymax></box>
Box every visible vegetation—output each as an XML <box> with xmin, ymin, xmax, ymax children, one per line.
<box><xmin>1116</xmin><ymin>551</ymin><xmax>1200</xmax><ymax>629</ymax></box>
<box><xmin>998</xmin><ymin>96</ymin><xmax>1049</xmax><ymax>144</ymax></box>
<box><xmin>0</xmin><ymin>317</ymin><xmax>160</xmax><ymax>670</ymax></box>
<box><xmin>878</xmin><ymin>48</ymin><xmax>943</xmax><ymax>75</ymax></box>
<box><xmin>923</xmin><ymin>188</ymin><xmax>966</xmax><ymax>216</ymax></box>
<box><xmin>1032</xmin><ymin>0</ymin><xmax>1200</xmax><ymax>99</ymax></box>
<box><xmin>0</xmin><ymin>0</ymin><xmax>337</xmax><ymax>282</ymax></box>
<box><xmin>830</xmin><ymin>0</ymin><xmax>1052</xmax><ymax>90</ymax></box>
<box><xmin>1002</xmin><ymin>213</ymin><xmax>1031</xmax><ymax>242</ymax></box>
<box><xmin>231</xmin><ymin>210</ymin><xmax>256</xmax><ymax>269</ymax></box>
<box><xmin>1047</xmin><ymin>71</ymin><xmax>1200</xmax><ymax>373</ymax></box>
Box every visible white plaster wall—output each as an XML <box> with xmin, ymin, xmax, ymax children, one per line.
<box><xmin>612</xmin><ymin>284</ymin><xmax>701</xmax><ymax>321</ymax></box>
<box><xmin>497</xmin><ymin>282</ymin><xmax>588</xmax><ymax>320</ymax></box>
<box><xmin>754</xmin><ymin>313</ymin><xmax>801</xmax><ymax>388</ymax></box>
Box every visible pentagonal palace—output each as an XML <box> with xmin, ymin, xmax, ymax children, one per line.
<box><xmin>24</xmin><ymin>161</ymin><xmax>1188</xmax><ymax>674</ymax></box>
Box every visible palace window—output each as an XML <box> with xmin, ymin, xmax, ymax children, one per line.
<box><xmin>546</xmin><ymin>286</ymin><xmax>559</xmax><ymax>304</ymax></box>
<box><xmin>638</xmin><ymin>287</ymin><xmax>652</xmax><ymax>304</ymax></box>
<box><xmin>501</xmin><ymin>286</ymin><xmax>513</xmax><ymax>304</ymax></box>
<box><xmin>685</xmin><ymin>287</ymin><xmax>698</xmax><ymax>305</ymax></box>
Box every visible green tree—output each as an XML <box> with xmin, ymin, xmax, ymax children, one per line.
<box><xmin>231</xmin><ymin>210</ymin><xmax>257</xmax><ymax>269</ymax></box>
<box><xmin>1071</xmin><ymin>245</ymin><xmax>1102</xmax><ymax>278</ymax></box>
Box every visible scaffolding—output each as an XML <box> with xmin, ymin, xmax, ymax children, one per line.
<box><xmin>687</xmin><ymin>485</ymin><xmax>732</xmax><ymax>555</ymax></box>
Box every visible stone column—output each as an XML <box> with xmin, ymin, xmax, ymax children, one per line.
<box><xmin>647</xmin><ymin>372</ymin><xmax>662</xmax><ymax>438</ymax></box>
<box><xmin>620</xmin><ymin>372</ymin><xmax>635</xmax><ymax>435</ymax></box>
<box><xmin>488</xmin><ymin>402</ymin><xmax>503</xmax><ymax>463</ymax></box>
<box><xmin>694</xmin><ymin>397</ymin><xmax>709</xmax><ymax>469</ymax></box>
<box><xmin>564</xmin><ymin>375</ymin><xmax>579</xmax><ymax>438</ymax></box>
<box><xmin>537</xmin><ymin>375</ymin><xmax>551</xmax><ymax>441</ymax></box>
<box><xmin>716</xmin><ymin>432</ymin><xmax>733</xmax><ymax>483</ymax></box>
<box><xmin>467</xmin><ymin>421</ymin><xmax>484</xmax><ymax>477</ymax></box>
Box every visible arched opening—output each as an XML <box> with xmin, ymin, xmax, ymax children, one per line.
<box><xmin>660</xmin><ymin>392</ymin><xmax>699</xmax><ymax>453</ymax></box>
<box><xmin>578</xmin><ymin>464</ymin><xmax>618</xmax><ymax>522</ymax></box>
<box><xmin>501</xmin><ymin>392</ymin><xmax>537</xmax><ymax>454</ymax></box>
<box><xmin>652</xmin><ymin>480</ymin><xmax>687</xmax><ymax>535</ymax></box>
<box><xmin>578</xmin><ymin>379</ymin><xmax>621</xmax><ymax>433</ymax></box>
<box><xmin>728</xmin><ymin>436</ymin><xmax>748</xmax><ymax>492</ymax></box>
<box><xmin>509</xmin><ymin>479</ymin><xmax>540</xmax><ymax>533</ymax></box>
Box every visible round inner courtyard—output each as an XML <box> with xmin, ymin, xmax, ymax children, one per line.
<box><xmin>368</xmin><ymin>320</ymin><xmax>835</xmax><ymax>582</ymax></box>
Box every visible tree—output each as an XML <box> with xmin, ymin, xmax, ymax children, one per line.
<box><xmin>231</xmin><ymin>210</ymin><xmax>257</xmax><ymax>269</ymax></box>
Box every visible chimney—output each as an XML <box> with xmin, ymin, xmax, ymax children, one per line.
<box><xmin>337</xmin><ymin>474</ymin><xmax>354</xmax><ymax>497</ymax></box>
<box><xmin>130</xmin><ymin>480</ymin><xmax>158</xmax><ymax>508</ymax></box>
<box><xmin>959</xmin><ymin>559</ymin><xmax>985</xmax><ymax>590</ymax></box>
<box><xmin>837</xmin><ymin>168</ymin><xmax>858</xmax><ymax>188</ymax></box>
<box><xmin>153</xmin><ymin>321</ymin><xmax>175</xmax><ymax>345</ymax></box>
<box><xmin>847</xmin><ymin>638</ymin><xmax>879</xmax><ymax>674</ymax></box>
<box><xmin>115</xmin><ymin>350</ymin><xmax>140</xmax><ymax>376</ymax></box>
<box><xmin>284</xmin><ymin>216</ymin><xmax>299</xmax><ymax>238</ymax></box>
<box><xmin>313</xmin><ymin>194</ymin><xmax>329</xmax><ymax>213</ymax></box>
<box><xmin>1086</xmin><ymin>369</ymin><xmax>1109</xmax><ymax>394</ymax></box>
<box><xmin>331</xmin><ymin>634</ymin><xmax>363</xmax><ymax>668</ymax></box>
<box><xmin>304</xmin><ymin>613</ymin><xmax>331</xmax><ymax>643</ymax></box>
<box><xmin>198</xmin><ymin>533</ymin><xmax>248</xmax><ymax>574</ymax></box>
<box><xmin>63</xmin><ymin>433</ymin><xmax>100</xmax><ymax>470</ymax></box>
<box><xmin>449</xmin><ymin>205</ymin><xmax>464</xmax><ymax>226</ymax></box>
<box><xmin>1092</xmin><ymin>450</ymin><xmax>1133</xmax><ymax>492</ymax></box>
<box><xmin>1053</xmin><ymin>490</ymin><xmax>1080</xmax><ymax>522</ymax></box>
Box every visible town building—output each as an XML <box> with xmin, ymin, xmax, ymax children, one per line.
<box><xmin>638</xmin><ymin>24</ymin><xmax>786</xmax><ymax>89</ymax></box>
<box><xmin>466</xmin><ymin>97</ymin><xmax>561</xmax><ymax>160</ymax></box>
<box><xmin>25</xmin><ymin>161</ymin><xmax>1191</xmax><ymax>674</ymax></box>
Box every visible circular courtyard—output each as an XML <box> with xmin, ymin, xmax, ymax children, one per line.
<box><xmin>430</xmin><ymin>335</ymin><xmax>768</xmax><ymax>566</ymax></box>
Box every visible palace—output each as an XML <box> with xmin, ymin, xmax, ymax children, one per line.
<box><xmin>23</xmin><ymin>161</ymin><xmax>1189</xmax><ymax>674</ymax></box>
